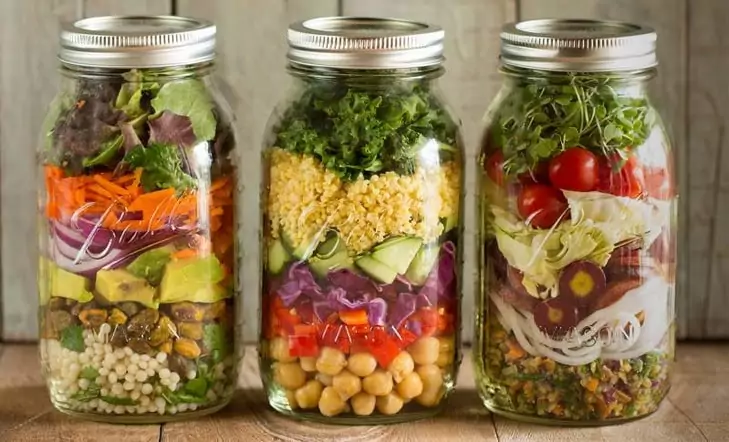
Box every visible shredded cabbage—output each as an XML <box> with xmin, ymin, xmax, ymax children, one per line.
<box><xmin>489</xmin><ymin>191</ymin><xmax>667</xmax><ymax>299</ymax></box>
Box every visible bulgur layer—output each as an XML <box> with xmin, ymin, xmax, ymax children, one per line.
<box><xmin>476</xmin><ymin>314</ymin><xmax>671</xmax><ymax>421</ymax></box>
<box><xmin>266</xmin><ymin>148</ymin><xmax>460</xmax><ymax>253</ymax></box>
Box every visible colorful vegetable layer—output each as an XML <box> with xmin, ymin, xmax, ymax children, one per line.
<box><xmin>261</xmin><ymin>79</ymin><xmax>463</xmax><ymax>421</ymax></box>
<box><xmin>476</xmin><ymin>72</ymin><xmax>676</xmax><ymax>423</ymax></box>
<box><xmin>39</xmin><ymin>69</ymin><xmax>237</xmax><ymax>419</ymax></box>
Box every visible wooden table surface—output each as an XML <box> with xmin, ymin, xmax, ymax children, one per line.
<box><xmin>0</xmin><ymin>343</ymin><xmax>727</xmax><ymax>442</ymax></box>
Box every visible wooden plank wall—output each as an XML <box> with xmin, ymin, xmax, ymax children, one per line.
<box><xmin>0</xmin><ymin>0</ymin><xmax>724</xmax><ymax>340</ymax></box>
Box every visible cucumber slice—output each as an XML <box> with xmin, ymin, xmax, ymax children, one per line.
<box><xmin>355</xmin><ymin>255</ymin><xmax>398</xmax><ymax>284</ymax></box>
<box><xmin>370</xmin><ymin>236</ymin><xmax>422</xmax><ymax>275</ymax></box>
<box><xmin>405</xmin><ymin>243</ymin><xmax>440</xmax><ymax>285</ymax></box>
<box><xmin>315</xmin><ymin>234</ymin><xmax>341</xmax><ymax>259</ymax></box>
<box><xmin>268</xmin><ymin>238</ymin><xmax>291</xmax><ymax>275</ymax></box>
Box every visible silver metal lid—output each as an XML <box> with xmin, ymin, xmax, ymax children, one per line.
<box><xmin>59</xmin><ymin>16</ymin><xmax>216</xmax><ymax>68</ymax></box>
<box><xmin>500</xmin><ymin>19</ymin><xmax>657</xmax><ymax>72</ymax></box>
<box><xmin>287</xmin><ymin>17</ymin><xmax>444</xmax><ymax>69</ymax></box>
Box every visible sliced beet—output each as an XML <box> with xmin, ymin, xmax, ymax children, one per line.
<box><xmin>533</xmin><ymin>296</ymin><xmax>583</xmax><ymax>336</ymax></box>
<box><xmin>590</xmin><ymin>277</ymin><xmax>643</xmax><ymax>313</ymax></box>
<box><xmin>559</xmin><ymin>261</ymin><xmax>606</xmax><ymax>307</ymax></box>
<box><xmin>497</xmin><ymin>285</ymin><xmax>539</xmax><ymax>312</ymax></box>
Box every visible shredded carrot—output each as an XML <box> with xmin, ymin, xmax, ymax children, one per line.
<box><xmin>209</xmin><ymin>177</ymin><xmax>230</xmax><ymax>193</ymax></box>
<box><xmin>87</xmin><ymin>184</ymin><xmax>115</xmax><ymax>200</ymax></box>
<box><xmin>172</xmin><ymin>248</ymin><xmax>198</xmax><ymax>260</ymax></box>
<box><xmin>93</xmin><ymin>174</ymin><xmax>130</xmax><ymax>196</ymax></box>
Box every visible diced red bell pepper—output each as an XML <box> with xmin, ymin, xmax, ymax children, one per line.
<box><xmin>437</xmin><ymin>307</ymin><xmax>456</xmax><ymax>335</ymax></box>
<box><xmin>338</xmin><ymin>309</ymin><xmax>369</xmax><ymax>326</ymax></box>
<box><xmin>395</xmin><ymin>327</ymin><xmax>418</xmax><ymax>348</ymax></box>
<box><xmin>288</xmin><ymin>324</ymin><xmax>319</xmax><ymax>357</ymax></box>
<box><xmin>320</xmin><ymin>323</ymin><xmax>350</xmax><ymax>354</ymax></box>
<box><xmin>414</xmin><ymin>307</ymin><xmax>439</xmax><ymax>337</ymax></box>
<box><xmin>366</xmin><ymin>327</ymin><xmax>401</xmax><ymax>368</ymax></box>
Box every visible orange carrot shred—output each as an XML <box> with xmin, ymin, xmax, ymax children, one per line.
<box><xmin>87</xmin><ymin>184</ymin><xmax>115</xmax><ymax>200</ymax></box>
<box><xmin>172</xmin><ymin>248</ymin><xmax>197</xmax><ymax>260</ymax></box>
<box><xmin>93</xmin><ymin>174</ymin><xmax>130</xmax><ymax>196</ymax></box>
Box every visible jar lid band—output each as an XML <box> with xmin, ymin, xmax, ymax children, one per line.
<box><xmin>287</xmin><ymin>17</ymin><xmax>445</xmax><ymax>70</ymax></box>
<box><xmin>500</xmin><ymin>19</ymin><xmax>657</xmax><ymax>72</ymax></box>
<box><xmin>59</xmin><ymin>15</ymin><xmax>216</xmax><ymax>68</ymax></box>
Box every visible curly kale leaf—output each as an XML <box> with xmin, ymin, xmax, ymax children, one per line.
<box><xmin>274</xmin><ymin>83</ymin><xmax>458</xmax><ymax>181</ymax></box>
<box><xmin>493</xmin><ymin>74</ymin><xmax>655</xmax><ymax>176</ymax></box>
<box><xmin>123</xmin><ymin>143</ymin><xmax>196</xmax><ymax>192</ymax></box>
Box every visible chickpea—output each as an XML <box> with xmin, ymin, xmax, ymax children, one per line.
<box><xmin>362</xmin><ymin>369</ymin><xmax>394</xmax><ymax>396</ymax></box>
<box><xmin>375</xmin><ymin>392</ymin><xmax>404</xmax><ymax>415</ymax></box>
<box><xmin>387</xmin><ymin>351</ymin><xmax>414</xmax><ymax>383</ymax></box>
<box><xmin>295</xmin><ymin>380</ymin><xmax>323</xmax><ymax>409</ymax></box>
<box><xmin>316</xmin><ymin>373</ymin><xmax>333</xmax><ymax>386</ymax></box>
<box><xmin>347</xmin><ymin>352</ymin><xmax>377</xmax><ymax>377</ymax></box>
<box><xmin>273</xmin><ymin>362</ymin><xmax>307</xmax><ymax>390</ymax></box>
<box><xmin>395</xmin><ymin>371</ymin><xmax>423</xmax><ymax>400</ymax></box>
<box><xmin>415</xmin><ymin>383</ymin><xmax>445</xmax><ymax>408</ymax></box>
<box><xmin>318</xmin><ymin>386</ymin><xmax>347</xmax><ymax>417</ymax></box>
<box><xmin>436</xmin><ymin>335</ymin><xmax>456</xmax><ymax>368</ymax></box>
<box><xmin>350</xmin><ymin>392</ymin><xmax>376</xmax><ymax>416</ymax></box>
<box><xmin>416</xmin><ymin>364</ymin><xmax>444</xmax><ymax>391</ymax></box>
<box><xmin>300</xmin><ymin>356</ymin><xmax>317</xmax><ymax>372</ymax></box>
<box><xmin>285</xmin><ymin>389</ymin><xmax>298</xmax><ymax>409</ymax></box>
<box><xmin>269</xmin><ymin>337</ymin><xmax>296</xmax><ymax>363</ymax></box>
<box><xmin>316</xmin><ymin>347</ymin><xmax>347</xmax><ymax>376</ymax></box>
<box><xmin>332</xmin><ymin>369</ymin><xmax>362</xmax><ymax>400</ymax></box>
<box><xmin>408</xmin><ymin>337</ymin><xmax>440</xmax><ymax>365</ymax></box>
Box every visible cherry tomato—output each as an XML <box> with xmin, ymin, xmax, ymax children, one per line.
<box><xmin>644</xmin><ymin>166</ymin><xmax>674</xmax><ymax>200</ymax></box>
<box><xmin>548</xmin><ymin>147</ymin><xmax>598</xmax><ymax>191</ymax></box>
<box><xmin>484</xmin><ymin>151</ymin><xmax>505</xmax><ymax>186</ymax></box>
<box><xmin>518</xmin><ymin>161</ymin><xmax>550</xmax><ymax>185</ymax></box>
<box><xmin>596</xmin><ymin>154</ymin><xmax>645</xmax><ymax>198</ymax></box>
<box><xmin>517</xmin><ymin>184</ymin><xmax>568</xmax><ymax>229</ymax></box>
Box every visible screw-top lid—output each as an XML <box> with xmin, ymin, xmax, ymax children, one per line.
<box><xmin>500</xmin><ymin>19</ymin><xmax>657</xmax><ymax>72</ymax></box>
<box><xmin>287</xmin><ymin>17</ymin><xmax>444</xmax><ymax>69</ymax></box>
<box><xmin>59</xmin><ymin>15</ymin><xmax>216</xmax><ymax>68</ymax></box>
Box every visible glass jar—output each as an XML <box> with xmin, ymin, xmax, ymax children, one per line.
<box><xmin>475</xmin><ymin>20</ymin><xmax>677</xmax><ymax>425</ymax></box>
<box><xmin>259</xmin><ymin>17</ymin><xmax>464</xmax><ymax>424</ymax></box>
<box><xmin>37</xmin><ymin>16</ymin><xmax>239</xmax><ymax>423</ymax></box>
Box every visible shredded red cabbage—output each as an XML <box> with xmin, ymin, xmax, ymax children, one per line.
<box><xmin>273</xmin><ymin>241</ymin><xmax>457</xmax><ymax>328</ymax></box>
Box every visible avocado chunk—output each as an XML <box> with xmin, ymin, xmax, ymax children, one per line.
<box><xmin>268</xmin><ymin>238</ymin><xmax>291</xmax><ymax>275</ymax></box>
<box><xmin>355</xmin><ymin>255</ymin><xmax>398</xmax><ymax>284</ymax></box>
<box><xmin>96</xmin><ymin>269</ymin><xmax>158</xmax><ymax>309</ymax></box>
<box><xmin>159</xmin><ymin>255</ymin><xmax>228</xmax><ymax>304</ymax></box>
<box><xmin>44</xmin><ymin>258</ymin><xmax>93</xmax><ymax>304</ymax></box>
<box><xmin>281</xmin><ymin>229</ymin><xmax>320</xmax><ymax>261</ymax></box>
<box><xmin>127</xmin><ymin>245</ymin><xmax>174</xmax><ymax>286</ymax></box>
<box><xmin>405</xmin><ymin>243</ymin><xmax>440</xmax><ymax>285</ymax></box>
<box><xmin>310</xmin><ymin>252</ymin><xmax>354</xmax><ymax>278</ymax></box>
<box><xmin>370</xmin><ymin>236</ymin><xmax>423</xmax><ymax>275</ymax></box>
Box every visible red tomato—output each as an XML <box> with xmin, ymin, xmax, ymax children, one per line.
<box><xmin>484</xmin><ymin>151</ymin><xmax>505</xmax><ymax>186</ymax></box>
<box><xmin>517</xmin><ymin>184</ymin><xmax>568</xmax><ymax>229</ymax></box>
<box><xmin>518</xmin><ymin>161</ymin><xmax>550</xmax><ymax>185</ymax></box>
<box><xmin>548</xmin><ymin>148</ymin><xmax>598</xmax><ymax>191</ymax></box>
<box><xmin>644</xmin><ymin>166</ymin><xmax>674</xmax><ymax>200</ymax></box>
<box><xmin>597</xmin><ymin>154</ymin><xmax>645</xmax><ymax>198</ymax></box>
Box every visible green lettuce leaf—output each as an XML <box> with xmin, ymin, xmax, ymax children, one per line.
<box><xmin>203</xmin><ymin>323</ymin><xmax>231</xmax><ymax>364</ymax></box>
<box><xmin>82</xmin><ymin>134</ymin><xmax>123</xmax><ymax>168</ymax></box>
<box><xmin>123</xmin><ymin>143</ymin><xmax>196</xmax><ymax>192</ymax></box>
<box><xmin>151</xmin><ymin>79</ymin><xmax>216</xmax><ymax>141</ymax></box>
<box><xmin>100</xmin><ymin>396</ymin><xmax>138</xmax><ymax>406</ymax></box>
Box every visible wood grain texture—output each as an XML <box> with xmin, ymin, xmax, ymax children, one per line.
<box><xmin>175</xmin><ymin>0</ymin><xmax>339</xmax><ymax>342</ymax></box>
<box><xmin>1</xmin><ymin>344</ymin><xmax>728</xmax><ymax>441</ymax></box>
<box><xmin>685</xmin><ymin>0</ymin><xmax>729</xmax><ymax>338</ymax></box>
<box><xmin>82</xmin><ymin>0</ymin><xmax>171</xmax><ymax>16</ymax></box>
<box><xmin>0</xmin><ymin>0</ymin><xmax>81</xmax><ymax>341</ymax></box>
<box><xmin>519</xmin><ymin>0</ymin><xmax>691</xmax><ymax>338</ymax></box>
<box><xmin>341</xmin><ymin>0</ymin><xmax>518</xmax><ymax>345</ymax></box>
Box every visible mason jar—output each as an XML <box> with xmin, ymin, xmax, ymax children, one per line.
<box><xmin>475</xmin><ymin>20</ymin><xmax>677</xmax><ymax>425</ymax></box>
<box><xmin>37</xmin><ymin>16</ymin><xmax>239</xmax><ymax>423</ymax></box>
<box><xmin>259</xmin><ymin>17</ymin><xmax>464</xmax><ymax>423</ymax></box>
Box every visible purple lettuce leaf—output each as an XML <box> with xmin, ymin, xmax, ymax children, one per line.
<box><xmin>149</xmin><ymin>111</ymin><xmax>198</xmax><ymax>149</ymax></box>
